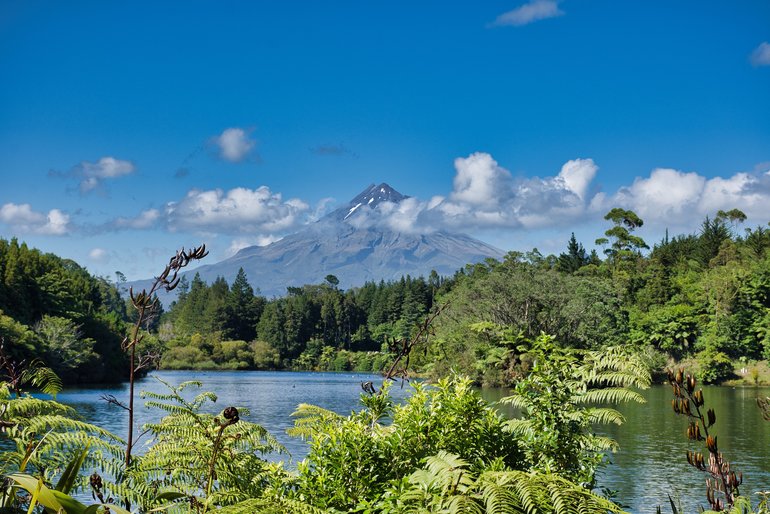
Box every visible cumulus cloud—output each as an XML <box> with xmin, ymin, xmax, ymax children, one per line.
<box><xmin>89</xmin><ymin>248</ymin><xmax>109</xmax><ymax>263</ymax></box>
<box><xmin>592</xmin><ymin>167</ymin><xmax>770</xmax><ymax>228</ymax></box>
<box><xmin>0</xmin><ymin>203</ymin><xmax>72</xmax><ymax>235</ymax></box>
<box><xmin>347</xmin><ymin>152</ymin><xmax>598</xmax><ymax>234</ymax></box>
<box><xmin>750</xmin><ymin>42</ymin><xmax>770</xmax><ymax>67</ymax></box>
<box><xmin>50</xmin><ymin>156</ymin><xmax>135</xmax><ymax>195</ymax></box>
<box><xmin>450</xmin><ymin>152</ymin><xmax>512</xmax><ymax>206</ymax></box>
<box><xmin>212</xmin><ymin>128</ymin><xmax>257</xmax><ymax>162</ymax></box>
<box><xmin>491</xmin><ymin>0</ymin><xmax>564</xmax><ymax>27</ymax></box>
<box><xmin>166</xmin><ymin>186</ymin><xmax>310</xmax><ymax>234</ymax></box>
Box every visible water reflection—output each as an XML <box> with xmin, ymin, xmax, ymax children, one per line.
<box><xmin>541</xmin><ymin>384</ymin><xmax>770</xmax><ymax>513</ymax></box>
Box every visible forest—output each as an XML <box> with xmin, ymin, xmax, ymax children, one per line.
<box><xmin>2</xmin><ymin>208</ymin><xmax>770</xmax><ymax>387</ymax></box>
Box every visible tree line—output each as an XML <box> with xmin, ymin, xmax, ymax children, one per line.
<box><xmin>158</xmin><ymin>207</ymin><xmax>770</xmax><ymax>385</ymax></box>
<box><xmin>0</xmin><ymin>238</ymin><xmax>127</xmax><ymax>383</ymax></box>
<box><xmin>1</xmin><ymin>206</ymin><xmax>769</xmax><ymax>385</ymax></box>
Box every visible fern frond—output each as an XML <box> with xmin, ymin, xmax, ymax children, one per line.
<box><xmin>497</xmin><ymin>394</ymin><xmax>530</xmax><ymax>410</ymax></box>
<box><xmin>218</xmin><ymin>496</ymin><xmax>331</xmax><ymax>514</ymax></box>
<box><xmin>565</xmin><ymin>407</ymin><xmax>626</xmax><ymax>426</ymax></box>
<box><xmin>288</xmin><ymin>403</ymin><xmax>343</xmax><ymax>439</ymax></box>
<box><xmin>503</xmin><ymin>418</ymin><xmax>535</xmax><ymax>437</ymax></box>
<box><xmin>578</xmin><ymin>387</ymin><xmax>645</xmax><ymax>405</ymax></box>
<box><xmin>20</xmin><ymin>364</ymin><xmax>62</xmax><ymax>397</ymax></box>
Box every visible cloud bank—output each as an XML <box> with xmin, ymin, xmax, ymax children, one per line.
<box><xmin>165</xmin><ymin>186</ymin><xmax>310</xmax><ymax>234</ymax></box>
<box><xmin>346</xmin><ymin>153</ymin><xmax>770</xmax><ymax>238</ymax></box>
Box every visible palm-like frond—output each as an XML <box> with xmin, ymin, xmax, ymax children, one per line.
<box><xmin>384</xmin><ymin>452</ymin><xmax>627</xmax><ymax>514</ymax></box>
<box><xmin>574</xmin><ymin>407</ymin><xmax>626</xmax><ymax>426</ymax></box>
<box><xmin>287</xmin><ymin>403</ymin><xmax>343</xmax><ymax>439</ymax></box>
<box><xmin>578</xmin><ymin>387</ymin><xmax>645</xmax><ymax>405</ymax></box>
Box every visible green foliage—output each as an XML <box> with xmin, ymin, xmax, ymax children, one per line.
<box><xmin>0</xmin><ymin>238</ymin><xmax>129</xmax><ymax>384</ymax></box>
<box><xmin>374</xmin><ymin>451</ymin><xmax>624</xmax><ymax>513</ymax></box>
<box><xmin>599</xmin><ymin>208</ymin><xmax>649</xmax><ymax>262</ymax></box>
<box><xmin>1</xmin><ymin>473</ymin><xmax>130</xmax><ymax>514</ymax></box>
<box><xmin>291</xmin><ymin>376</ymin><xmax>523</xmax><ymax>511</ymax></box>
<box><xmin>127</xmin><ymin>379</ymin><xmax>285</xmax><ymax>511</ymax></box>
<box><xmin>695</xmin><ymin>349</ymin><xmax>734</xmax><ymax>384</ymax></box>
<box><xmin>557</xmin><ymin>232</ymin><xmax>590</xmax><ymax>273</ymax></box>
<box><xmin>630</xmin><ymin>304</ymin><xmax>700</xmax><ymax>358</ymax></box>
<box><xmin>34</xmin><ymin>315</ymin><xmax>98</xmax><ymax>381</ymax></box>
<box><xmin>0</xmin><ymin>381</ymin><xmax>124</xmax><ymax>504</ymax></box>
<box><xmin>428</xmin><ymin>256</ymin><xmax>627</xmax><ymax>384</ymax></box>
<box><xmin>501</xmin><ymin>334</ymin><xmax>649</xmax><ymax>486</ymax></box>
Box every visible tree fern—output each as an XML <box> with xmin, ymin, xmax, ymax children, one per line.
<box><xmin>499</xmin><ymin>334</ymin><xmax>649</xmax><ymax>486</ymax></box>
<box><xmin>126</xmin><ymin>378</ymin><xmax>285</xmax><ymax>513</ymax></box>
<box><xmin>0</xmin><ymin>381</ymin><xmax>123</xmax><ymax>491</ymax></box>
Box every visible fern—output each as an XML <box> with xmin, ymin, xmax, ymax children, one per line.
<box><xmin>286</xmin><ymin>403</ymin><xmax>343</xmax><ymax>439</ymax></box>
<box><xmin>0</xmin><ymin>383</ymin><xmax>123</xmax><ymax>490</ymax></box>
<box><xmin>499</xmin><ymin>334</ymin><xmax>649</xmax><ymax>486</ymax></box>
<box><xmin>379</xmin><ymin>451</ymin><xmax>626</xmax><ymax>513</ymax></box>
<box><xmin>126</xmin><ymin>379</ymin><xmax>285</xmax><ymax>512</ymax></box>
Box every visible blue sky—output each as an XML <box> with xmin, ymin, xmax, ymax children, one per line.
<box><xmin>1</xmin><ymin>0</ymin><xmax>769</xmax><ymax>281</ymax></box>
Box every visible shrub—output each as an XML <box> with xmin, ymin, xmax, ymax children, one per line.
<box><xmin>696</xmin><ymin>349</ymin><xmax>734</xmax><ymax>384</ymax></box>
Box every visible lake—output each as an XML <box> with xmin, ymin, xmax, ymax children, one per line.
<box><xmin>49</xmin><ymin>370</ymin><xmax>770</xmax><ymax>512</ymax></box>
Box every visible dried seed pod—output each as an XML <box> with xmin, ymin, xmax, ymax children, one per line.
<box><xmin>706</xmin><ymin>435</ymin><xmax>718</xmax><ymax>453</ymax></box>
<box><xmin>676</xmin><ymin>369</ymin><xmax>684</xmax><ymax>385</ymax></box>
<box><xmin>687</xmin><ymin>375</ymin><xmax>696</xmax><ymax>394</ymax></box>
<box><xmin>707</xmin><ymin>408</ymin><xmax>716</xmax><ymax>427</ymax></box>
<box><xmin>694</xmin><ymin>389</ymin><xmax>704</xmax><ymax>407</ymax></box>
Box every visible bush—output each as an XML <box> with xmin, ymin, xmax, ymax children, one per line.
<box><xmin>291</xmin><ymin>376</ymin><xmax>523</xmax><ymax>511</ymax></box>
<box><xmin>696</xmin><ymin>349</ymin><xmax>734</xmax><ymax>384</ymax></box>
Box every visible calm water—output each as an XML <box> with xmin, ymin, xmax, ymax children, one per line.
<box><xmin>49</xmin><ymin>371</ymin><xmax>770</xmax><ymax>513</ymax></box>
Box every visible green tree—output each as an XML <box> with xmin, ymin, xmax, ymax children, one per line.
<box><xmin>557</xmin><ymin>233</ymin><xmax>589</xmax><ymax>273</ymax></box>
<box><xmin>33</xmin><ymin>315</ymin><xmax>97</xmax><ymax>380</ymax></box>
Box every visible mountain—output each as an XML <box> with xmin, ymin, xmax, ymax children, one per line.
<box><xmin>130</xmin><ymin>183</ymin><xmax>505</xmax><ymax>300</ymax></box>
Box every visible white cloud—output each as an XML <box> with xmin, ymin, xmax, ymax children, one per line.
<box><xmin>450</xmin><ymin>152</ymin><xmax>513</xmax><ymax>206</ymax></box>
<box><xmin>112</xmin><ymin>209</ymin><xmax>161</xmax><ymax>230</ymax></box>
<box><xmin>612</xmin><ymin>168</ymin><xmax>707</xmax><ymax>220</ymax></box>
<box><xmin>83</xmin><ymin>156</ymin><xmax>135</xmax><ymax>178</ymax></box>
<box><xmin>347</xmin><ymin>152</ymin><xmax>596</xmax><ymax>234</ymax></box>
<box><xmin>345</xmin><ymin>155</ymin><xmax>770</xmax><ymax>239</ymax></box>
<box><xmin>166</xmin><ymin>186</ymin><xmax>310</xmax><ymax>234</ymax></box>
<box><xmin>226</xmin><ymin>235</ymin><xmax>283</xmax><ymax>256</ymax></box>
<box><xmin>593</xmin><ymin>167</ymin><xmax>770</xmax><ymax>229</ymax></box>
<box><xmin>491</xmin><ymin>0</ymin><xmax>564</xmax><ymax>27</ymax></box>
<box><xmin>0</xmin><ymin>203</ymin><xmax>72</xmax><ymax>235</ymax></box>
<box><xmin>74</xmin><ymin>157</ymin><xmax>135</xmax><ymax>194</ymax></box>
<box><xmin>213</xmin><ymin>127</ymin><xmax>256</xmax><ymax>162</ymax></box>
<box><xmin>557</xmin><ymin>158</ymin><xmax>597</xmax><ymax>200</ymax></box>
<box><xmin>750</xmin><ymin>42</ymin><xmax>770</xmax><ymax>67</ymax></box>
<box><xmin>89</xmin><ymin>248</ymin><xmax>109</xmax><ymax>263</ymax></box>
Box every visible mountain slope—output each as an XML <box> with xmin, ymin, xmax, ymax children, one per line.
<box><xmin>132</xmin><ymin>183</ymin><xmax>505</xmax><ymax>299</ymax></box>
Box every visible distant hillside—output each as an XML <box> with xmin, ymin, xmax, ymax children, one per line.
<box><xmin>129</xmin><ymin>183</ymin><xmax>505</xmax><ymax>299</ymax></box>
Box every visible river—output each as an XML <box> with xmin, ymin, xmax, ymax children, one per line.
<box><xmin>48</xmin><ymin>370</ymin><xmax>770</xmax><ymax>512</ymax></box>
